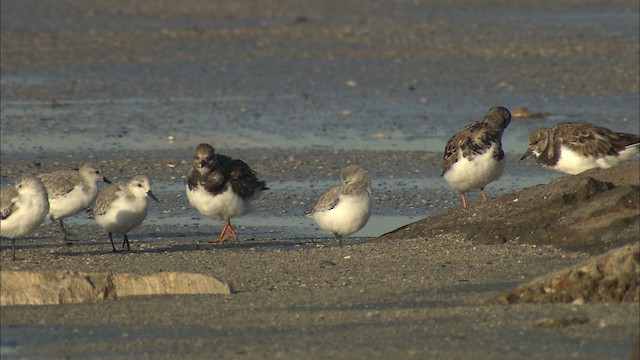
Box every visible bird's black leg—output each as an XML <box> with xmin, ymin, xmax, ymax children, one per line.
<box><xmin>51</xmin><ymin>217</ymin><xmax>71</xmax><ymax>244</ymax></box>
<box><xmin>122</xmin><ymin>234</ymin><xmax>131</xmax><ymax>251</ymax></box>
<box><xmin>11</xmin><ymin>239</ymin><xmax>16</xmax><ymax>261</ymax></box>
<box><xmin>108</xmin><ymin>232</ymin><xmax>117</xmax><ymax>252</ymax></box>
<box><xmin>60</xmin><ymin>219</ymin><xmax>69</xmax><ymax>241</ymax></box>
<box><xmin>59</xmin><ymin>218</ymin><xmax>74</xmax><ymax>244</ymax></box>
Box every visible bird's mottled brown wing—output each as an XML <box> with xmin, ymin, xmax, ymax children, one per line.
<box><xmin>228</xmin><ymin>159</ymin><xmax>267</xmax><ymax>199</ymax></box>
<box><xmin>39</xmin><ymin>171</ymin><xmax>80</xmax><ymax>198</ymax></box>
<box><xmin>308</xmin><ymin>186</ymin><xmax>341</xmax><ymax>215</ymax></box>
<box><xmin>557</xmin><ymin>123</ymin><xmax>640</xmax><ymax>157</ymax></box>
<box><xmin>90</xmin><ymin>183</ymin><xmax>122</xmax><ymax>217</ymax></box>
<box><xmin>0</xmin><ymin>187</ymin><xmax>19</xmax><ymax>220</ymax></box>
<box><xmin>442</xmin><ymin>136</ymin><xmax>461</xmax><ymax>174</ymax></box>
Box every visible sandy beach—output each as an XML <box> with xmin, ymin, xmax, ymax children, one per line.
<box><xmin>1</xmin><ymin>0</ymin><xmax>639</xmax><ymax>358</ymax></box>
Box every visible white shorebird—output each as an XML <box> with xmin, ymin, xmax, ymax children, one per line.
<box><xmin>442</xmin><ymin>106</ymin><xmax>512</xmax><ymax>208</ymax></box>
<box><xmin>307</xmin><ymin>165</ymin><xmax>372</xmax><ymax>243</ymax></box>
<box><xmin>1</xmin><ymin>175</ymin><xmax>50</xmax><ymax>260</ymax></box>
<box><xmin>186</xmin><ymin>143</ymin><xmax>268</xmax><ymax>243</ymax></box>
<box><xmin>521</xmin><ymin>122</ymin><xmax>639</xmax><ymax>175</ymax></box>
<box><xmin>39</xmin><ymin>163</ymin><xmax>110</xmax><ymax>243</ymax></box>
<box><xmin>91</xmin><ymin>175</ymin><xmax>158</xmax><ymax>252</ymax></box>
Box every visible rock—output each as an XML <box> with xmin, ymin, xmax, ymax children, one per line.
<box><xmin>492</xmin><ymin>243</ymin><xmax>639</xmax><ymax>304</ymax></box>
<box><xmin>511</xmin><ymin>107</ymin><xmax>544</xmax><ymax>119</ymax></box>
<box><xmin>375</xmin><ymin>161</ymin><xmax>640</xmax><ymax>255</ymax></box>
<box><xmin>0</xmin><ymin>270</ymin><xmax>231</xmax><ymax>306</ymax></box>
<box><xmin>113</xmin><ymin>272</ymin><xmax>231</xmax><ymax>297</ymax></box>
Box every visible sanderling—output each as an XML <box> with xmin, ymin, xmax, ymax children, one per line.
<box><xmin>307</xmin><ymin>165</ymin><xmax>372</xmax><ymax>243</ymax></box>
<box><xmin>1</xmin><ymin>175</ymin><xmax>50</xmax><ymax>260</ymax></box>
<box><xmin>39</xmin><ymin>163</ymin><xmax>110</xmax><ymax>244</ymax></box>
<box><xmin>186</xmin><ymin>143</ymin><xmax>267</xmax><ymax>243</ymax></box>
<box><xmin>521</xmin><ymin>122</ymin><xmax>639</xmax><ymax>175</ymax></box>
<box><xmin>91</xmin><ymin>175</ymin><xmax>158</xmax><ymax>252</ymax></box>
<box><xmin>442</xmin><ymin>106</ymin><xmax>512</xmax><ymax>208</ymax></box>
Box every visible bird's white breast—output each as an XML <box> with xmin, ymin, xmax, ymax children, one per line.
<box><xmin>554</xmin><ymin>145</ymin><xmax>639</xmax><ymax>175</ymax></box>
<box><xmin>186</xmin><ymin>184</ymin><xmax>247</xmax><ymax>221</ymax></box>
<box><xmin>444</xmin><ymin>144</ymin><xmax>505</xmax><ymax>192</ymax></box>
<box><xmin>49</xmin><ymin>184</ymin><xmax>98</xmax><ymax>219</ymax></box>
<box><xmin>1</xmin><ymin>192</ymin><xmax>49</xmax><ymax>238</ymax></box>
<box><xmin>95</xmin><ymin>195</ymin><xmax>148</xmax><ymax>234</ymax></box>
<box><xmin>311</xmin><ymin>193</ymin><xmax>371</xmax><ymax>237</ymax></box>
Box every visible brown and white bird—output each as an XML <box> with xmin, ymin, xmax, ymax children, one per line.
<box><xmin>442</xmin><ymin>106</ymin><xmax>512</xmax><ymax>208</ymax></box>
<box><xmin>39</xmin><ymin>163</ymin><xmax>110</xmax><ymax>244</ymax></box>
<box><xmin>186</xmin><ymin>143</ymin><xmax>267</xmax><ymax>243</ymax></box>
<box><xmin>1</xmin><ymin>175</ymin><xmax>50</xmax><ymax>260</ymax></box>
<box><xmin>307</xmin><ymin>165</ymin><xmax>372</xmax><ymax>243</ymax></box>
<box><xmin>91</xmin><ymin>175</ymin><xmax>158</xmax><ymax>252</ymax></box>
<box><xmin>520</xmin><ymin>122</ymin><xmax>639</xmax><ymax>175</ymax></box>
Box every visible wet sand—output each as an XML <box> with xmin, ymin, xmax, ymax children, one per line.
<box><xmin>1</xmin><ymin>0</ymin><xmax>639</xmax><ymax>359</ymax></box>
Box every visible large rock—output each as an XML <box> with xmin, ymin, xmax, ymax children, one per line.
<box><xmin>0</xmin><ymin>270</ymin><xmax>231</xmax><ymax>306</ymax></box>
<box><xmin>493</xmin><ymin>243</ymin><xmax>639</xmax><ymax>304</ymax></box>
<box><xmin>376</xmin><ymin>161</ymin><xmax>640</xmax><ymax>255</ymax></box>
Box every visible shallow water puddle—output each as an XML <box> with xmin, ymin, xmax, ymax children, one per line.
<box><xmin>64</xmin><ymin>211</ymin><xmax>420</xmax><ymax>240</ymax></box>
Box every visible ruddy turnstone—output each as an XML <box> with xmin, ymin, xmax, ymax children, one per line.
<box><xmin>91</xmin><ymin>175</ymin><xmax>158</xmax><ymax>252</ymax></box>
<box><xmin>186</xmin><ymin>143</ymin><xmax>268</xmax><ymax>243</ymax></box>
<box><xmin>521</xmin><ymin>122</ymin><xmax>640</xmax><ymax>175</ymax></box>
<box><xmin>307</xmin><ymin>165</ymin><xmax>372</xmax><ymax>243</ymax></box>
<box><xmin>442</xmin><ymin>106</ymin><xmax>512</xmax><ymax>208</ymax></box>
<box><xmin>1</xmin><ymin>175</ymin><xmax>50</xmax><ymax>260</ymax></box>
<box><xmin>39</xmin><ymin>163</ymin><xmax>110</xmax><ymax>244</ymax></box>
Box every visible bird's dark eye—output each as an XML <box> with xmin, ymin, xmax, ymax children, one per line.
<box><xmin>137</xmin><ymin>184</ymin><xmax>143</xmax><ymax>187</ymax></box>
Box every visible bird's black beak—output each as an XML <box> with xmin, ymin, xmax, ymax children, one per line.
<box><xmin>520</xmin><ymin>148</ymin><xmax>533</xmax><ymax>161</ymax></box>
<box><xmin>147</xmin><ymin>190</ymin><xmax>160</xmax><ymax>203</ymax></box>
<box><xmin>103</xmin><ymin>177</ymin><xmax>112</xmax><ymax>184</ymax></box>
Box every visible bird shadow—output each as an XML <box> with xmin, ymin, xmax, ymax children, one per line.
<box><xmin>2</xmin><ymin>231</ymin><xmax>374</xmax><ymax>259</ymax></box>
<box><xmin>50</xmin><ymin>234</ymin><xmax>374</xmax><ymax>257</ymax></box>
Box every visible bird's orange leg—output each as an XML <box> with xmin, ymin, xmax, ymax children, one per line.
<box><xmin>223</xmin><ymin>222</ymin><xmax>238</xmax><ymax>241</ymax></box>
<box><xmin>480</xmin><ymin>188</ymin><xmax>488</xmax><ymax>202</ymax></box>
<box><xmin>461</xmin><ymin>193</ymin><xmax>468</xmax><ymax>208</ymax></box>
<box><xmin>210</xmin><ymin>222</ymin><xmax>229</xmax><ymax>243</ymax></box>
<box><xmin>211</xmin><ymin>220</ymin><xmax>238</xmax><ymax>243</ymax></box>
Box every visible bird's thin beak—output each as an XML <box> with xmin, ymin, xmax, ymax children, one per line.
<box><xmin>103</xmin><ymin>177</ymin><xmax>112</xmax><ymax>184</ymax></box>
<box><xmin>520</xmin><ymin>148</ymin><xmax>533</xmax><ymax>161</ymax></box>
<box><xmin>147</xmin><ymin>190</ymin><xmax>160</xmax><ymax>203</ymax></box>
